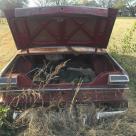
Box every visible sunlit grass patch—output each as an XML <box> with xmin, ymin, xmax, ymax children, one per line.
<box><xmin>0</xmin><ymin>24</ymin><xmax>16</xmax><ymax>70</ymax></box>
<box><xmin>108</xmin><ymin>17</ymin><xmax>136</xmax><ymax>53</ymax></box>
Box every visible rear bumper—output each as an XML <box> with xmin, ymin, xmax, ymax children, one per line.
<box><xmin>96</xmin><ymin>110</ymin><xmax>127</xmax><ymax>119</ymax></box>
<box><xmin>12</xmin><ymin>109</ymin><xmax>127</xmax><ymax>120</ymax></box>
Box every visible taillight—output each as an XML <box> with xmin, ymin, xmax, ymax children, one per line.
<box><xmin>0</xmin><ymin>77</ymin><xmax>17</xmax><ymax>88</ymax></box>
<box><xmin>108</xmin><ymin>74</ymin><xmax>129</xmax><ymax>85</ymax></box>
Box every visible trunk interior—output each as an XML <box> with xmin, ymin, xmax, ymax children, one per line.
<box><xmin>3</xmin><ymin>53</ymin><xmax>118</xmax><ymax>85</ymax></box>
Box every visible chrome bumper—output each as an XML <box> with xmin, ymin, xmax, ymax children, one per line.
<box><xmin>13</xmin><ymin>110</ymin><xmax>127</xmax><ymax>120</ymax></box>
<box><xmin>96</xmin><ymin>110</ymin><xmax>127</xmax><ymax>119</ymax></box>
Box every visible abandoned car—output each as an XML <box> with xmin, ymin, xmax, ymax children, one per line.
<box><xmin>0</xmin><ymin>6</ymin><xmax>129</xmax><ymax>119</ymax></box>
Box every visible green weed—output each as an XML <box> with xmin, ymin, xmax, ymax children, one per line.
<box><xmin>0</xmin><ymin>106</ymin><xmax>9</xmax><ymax>126</ymax></box>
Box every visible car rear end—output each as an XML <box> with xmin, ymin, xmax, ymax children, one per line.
<box><xmin>0</xmin><ymin>6</ymin><xmax>129</xmax><ymax>119</ymax></box>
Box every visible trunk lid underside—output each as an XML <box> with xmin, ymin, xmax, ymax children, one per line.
<box><xmin>4</xmin><ymin>6</ymin><xmax>118</xmax><ymax>50</ymax></box>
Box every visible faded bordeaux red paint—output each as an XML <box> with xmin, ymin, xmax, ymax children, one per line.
<box><xmin>0</xmin><ymin>6</ymin><xmax>129</xmax><ymax>113</ymax></box>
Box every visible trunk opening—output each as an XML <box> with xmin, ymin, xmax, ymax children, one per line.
<box><xmin>3</xmin><ymin>53</ymin><xmax>117</xmax><ymax>86</ymax></box>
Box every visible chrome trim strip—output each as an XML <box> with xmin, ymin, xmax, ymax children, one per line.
<box><xmin>20</xmin><ymin>46</ymin><xmax>106</xmax><ymax>55</ymax></box>
<box><xmin>0</xmin><ymin>87</ymin><xmax>129</xmax><ymax>93</ymax></box>
<box><xmin>0</xmin><ymin>83</ymin><xmax>16</xmax><ymax>85</ymax></box>
<box><xmin>35</xmin><ymin>87</ymin><xmax>129</xmax><ymax>91</ymax></box>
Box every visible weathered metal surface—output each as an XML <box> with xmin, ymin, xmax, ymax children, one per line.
<box><xmin>4</xmin><ymin>6</ymin><xmax>118</xmax><ymax>50</ymax></box>
<box><xmin>14</xmin><ymin>6</ymin><xmax>109</xmax><ymax>17</ymax></box>
<box><xmin>2</xmin><ymin>89</ymin><xmax>127</xmax><ymax>107</ymax></box>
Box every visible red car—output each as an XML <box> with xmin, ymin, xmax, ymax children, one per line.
<box><xmin>0</xmin><ymin>6</ymin><xmax>129</xmax><ymax>119</ymax></box>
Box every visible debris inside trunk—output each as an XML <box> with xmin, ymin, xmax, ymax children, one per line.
<box><xmin>33</xmin><ymin>63</ymin><xmax>95</xmax><ymax>84</ymax></box>
<box><xmin>3</xmin><ymin>53</ymin><xmax>117</xmax><ymax>87</ymax></box>
<box><xmin>26</xmin><ymin>54</ymin><xmax>96</xmax><ymax>84</ymax></box>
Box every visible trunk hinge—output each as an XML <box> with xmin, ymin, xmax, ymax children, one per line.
<box><xmin>95</xmin><ymin>48</ymin><xmax>98</xmax><ymax>53</ymax></box>
<box><xmin>21</xmin><ymin>49</ymin><xmax>30</xmax><ymax>54</ymax></box>
<box><xmin>26</xmin><ymin>49</ymin><xmax>29</xmax><ymax>54</ymax></box>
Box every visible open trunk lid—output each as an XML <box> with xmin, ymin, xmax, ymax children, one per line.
<box><xmin>4</xmin><ymin>6</ymin><xmax>118</xmax><ymax>50</ymax></box>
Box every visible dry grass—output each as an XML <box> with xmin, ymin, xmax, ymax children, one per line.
<box><xmin>13</xmin><ymin>104</ymin><xmax>136</xmax><ymax>136</ymax></box>
<box><xmin>15</xmin><ymin>107</ymin><xmax>87</xmax><ymax>136</ymax></box>
<box><xmin>9</xmin><ymin>60</ymin><xmax>70</xmax><ymax>108</ymax></box>
<box><xmin>14</xmin><ymin>79</ymin><xmax>96</xmax><ymax>136</ymax></box>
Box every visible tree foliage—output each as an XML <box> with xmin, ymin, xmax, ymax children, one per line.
<box><xmin>96</xmin><ymin>0</ymin><xmax>116</xmax><ymax>8</ymax></box>
<box><xmin>0</xmin><ymin>0</ymin><xmax>28</xmax><ymax>10</ymax></box>
<box><xmin>113</xmin><ymin>0</ymin><xmax>126</xmax><ymax>9</ymax></box>
<box><xmin>81</xmin><ymin>0</ymin><xmax>99</xmax><ymax>7</ymax></box>
<box><xmin>34</xmin><ymin>0</ymin><xmax>70</xmax><ymax>6</ymax></box>
<box><xmin>0</xmin><ymin>0</ymin><xmax>136</xmax><ymax>16</ymax></box>
<box><xmin>125</xmin><ymin>0</ymin><xmax>136</xmax><ymax>16</ymax></box>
